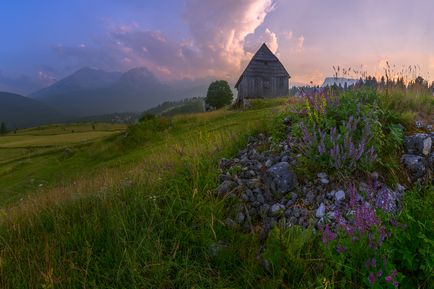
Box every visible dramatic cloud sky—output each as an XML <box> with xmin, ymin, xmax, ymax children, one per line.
<box><xmin>1</xmin><ymin>0</ymin><xmax>434</xmax><ymax>94</ymax></box>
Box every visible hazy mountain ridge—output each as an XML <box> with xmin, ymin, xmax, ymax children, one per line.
<box><xmin>0</xmin><ymin>92</ymin><xmax>64</xmax><ymax>129</ymax></box>
<box><xmin>30</xmin><ymin>67</ymin><xmax>210</xmax><ymax>117</ymax></box>
<box><xmin>31</xmin><ymin>67</ymin><xmax>122</xmax><ymax>100</ymax></box>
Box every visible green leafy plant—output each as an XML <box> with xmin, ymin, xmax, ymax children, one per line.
<box><xmin>205</xmin><ymin>80</ymin><xmax>233</xmax><ymax>109</ymax></box>
<box><xmin>385</xmin><ymin>185</ymin><xmax>434</xmax><ymax>288</ymax></box>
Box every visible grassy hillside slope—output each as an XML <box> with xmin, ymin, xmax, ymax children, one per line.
<box><xmin>0</xmin><ymin>98</ymin><xmax>288</xmax><ymax>288</ymax></box>
<box><xmin>0</xmin><ymin>93</ymin><xmax>431</xmax><ymax>288</ymax></box>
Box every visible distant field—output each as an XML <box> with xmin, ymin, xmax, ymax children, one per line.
<box><xmin>0</xmin><ymin>131</ymin><xmax>120</xmax><ymax>148</ymax></box>
<box><xmin>15</xmin><ymin>123</ymin><xmax>126</xmax><ymax>135</ymax></box>
<box><xmin>0</xmin><ymin>123</ymin><xmax>126</xmax><ymax>164</ymax></box>
<box><xmin>0</xmin><ymin>99</ymin><xmax>284</xmax><ymax>207</ymax></box>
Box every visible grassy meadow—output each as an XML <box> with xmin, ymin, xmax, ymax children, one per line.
<box><xmin>0</xmin><ymin>92</ymin><xmax>431</xmax><ymax>288</ymax></box>
<box><xmin>0</xmin><ymin>98</ymin><xmax>289</xmax><ymax>288</ymax></box>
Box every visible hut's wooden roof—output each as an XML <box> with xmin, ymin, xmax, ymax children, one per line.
<box><xmin>235</xmin><ymin>43</ymin><xmax>290</xmax><ymax>88</ymax></box>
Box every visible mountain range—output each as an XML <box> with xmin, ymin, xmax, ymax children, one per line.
<box><xmin>0</xmin><ymin>92</ymin><xmax>64</xmax><ymax>129</ymax></box>
<box><xmin>30</xmin><ymin>67</ymin><xmax>211</xmax><ymax>117</ymax></box>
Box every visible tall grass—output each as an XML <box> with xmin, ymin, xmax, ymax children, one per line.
<box><xmin>0</xmin><ymin>104</ymin><xmax>291</xmax><ymax>288</ymax></box>
<box><xmin>378</xmin><ymin>87</ymin><xmax>433</xmax><ymax>128</ymax></box>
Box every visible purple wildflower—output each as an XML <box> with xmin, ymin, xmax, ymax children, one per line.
<box><xmin>368</xmin><ymin>274</ymin><xmax>376</xmax><ymax>285</ymax></box>
<box><xmin>385</xmin><ymin>276</ymin><xmax>392</xmax><ymax>282</ymax></box>
<box><xmin>365</xmin><ymin>259</ymin><xmax>371</xmax><ymax>271</ymax></box>
<box><xmin>371</xmin><ymin>257</ymin><xmax>377</xmax><ymax>268</ymax></box>
<box><xmin>377</xmin><ymin>270</ymin><xmax>383</xmax><ymax>277</ymax></box>
<box><xmin>321</xmin><ymin>224</ymin><xmax>337</xmax><ymax>244</ymax></box>
<box><xmin>336</xmin><ymin>243</ymin><xmax>346</xmax><ymax>254</ymax></box>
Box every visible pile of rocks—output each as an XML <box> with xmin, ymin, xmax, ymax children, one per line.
<box><xmin>401</xmin><ymin>133</ymin><xmax>433</xmax><ymax>182</ymax></box>
<box><xmin>216</xmin><ymin>131</ymin><xmax>405</xmax><ymax>241</ymax></box>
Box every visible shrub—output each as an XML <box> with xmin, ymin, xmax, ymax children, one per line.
<box><xmin>124</xmin><ymin>116</ymin><xmax>171</xmax><ymax>146</ymax></box>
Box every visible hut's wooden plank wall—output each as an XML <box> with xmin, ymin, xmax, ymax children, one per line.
<box><xmin>236</xmin><ymin>43</ymin><xmax>290</xmax><ymax>99</ymax></box>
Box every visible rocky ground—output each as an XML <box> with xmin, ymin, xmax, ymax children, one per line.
<box><xmin>216</xmin><ymin>120</ymin><xmax>433</xmax><ymax>250</ymax></box>
<box><xmin>401</xmin><ymin>132</ymin><xmax>433</xmax><ymax>182</ymax></box>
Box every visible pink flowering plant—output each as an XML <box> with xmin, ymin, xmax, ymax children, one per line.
<box><xmin>289</xmin><ymin>88</ymin><xmax>385</xmax><ymax>177</ymax></box>
<box><xmin>320</xmin><ymin>183</ymin><xmax>402</xmax><ymax>288</ymax></box>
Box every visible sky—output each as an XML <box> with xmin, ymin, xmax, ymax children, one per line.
<box><xmin>1</xmin><ymin>0</ymin><xmax>434</xmax><ymax>94</ymax></box>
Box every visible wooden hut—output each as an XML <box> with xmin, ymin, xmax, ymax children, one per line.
<box><xmin>235</xmin><ymin>43</ymin><xmax>290</xmax><ymax>100</ymax></box>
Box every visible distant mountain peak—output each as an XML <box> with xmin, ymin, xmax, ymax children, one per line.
<box><xmin>31</xmin><ymin>67</ymin><xmax>122</xmax><ymax>99</ymax></box>
<box><xmin>122</xmin><ymin>67</ymin><xmax>155</xmax><ymax>79</ymax></box>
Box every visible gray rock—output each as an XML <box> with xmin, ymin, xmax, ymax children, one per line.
<box><xmin>317</xmin><ymin>172</ymin><xmax>328</xmax><ymax>179</ymax></box>
<box><xmin>235</xmin><ymin>212</ymin><xmax>245</xmax><ymax>224</ymax></box>
<box><xmin>263</xmin><ymin>191</ymin><xmax>273</xmax><ymax>202</ymax></box>
<box><xmin>402</xmin><ymin>154</ymin><xmax>428</xmax><ymax>181</ymax></box>
<box><xmin>335</xmin><ymin>190</ymin><xmax>345</xmax><ymax>202</ymax></box>
<box><xmin>244</xmin><ymin>179</ymin><xmax>261</xmax><ymax>189</ymax></box>
<box><xmin>265</xmin><ymin>159</ymin><xmax>273</xmax><ymax>167</ymax></box>
<box><xmin>259</xmin><ymin>204</ymin><xmax>270</xmax><ymax>217</ymax></box>
<box><xmin>256</xmin><ymin>193</ymin><xmax>265</xmax><ymax>204</ymax></box>
<box><xmin>316</xmin><ymin>203</ymin><xmax>326</xmax><ymax>218</ymax></box>
<box><xmin>270</xmin><ymin>180</ymin><xmax>277</xmax><ymax>194</ymax></box>
<box><xmin>248</xmin><ymin>207</ymin><xmax>258</xmax><ymax>216</ymax></box>
<box><xmin>217</xmin><ymin>180</ymin><xmax>236</xmax><ymax>196</ymax></box>
<box><xmin>270</xmin><ymin>203</ymin><xmax>285</xmax><ymax>216</ymax></box>
<box><xmin>320</xmin><ymin>178</ymin><xmax>330</xmax><ymax>184</ymax></box>
<box><xmin>241</xmin><ymin>193</ymin><xmax>249</xmax><ymax>202</ymax></box>
<box><xmin>246</xmin><ymin>189</ymin><xmax>254</xmax><ymax>201</ymax></box>
<box><xmin>266</xmin><ymin>162</ymin><xmax>297</xmax><ymax>194</ymax></box>
<box><xmin>428</xmin><ymin>153</ymin><xmax>434</xmax><ymax>169</ymax></box>
<box><xmin>298</xmin><ymin>217</ymin><xmax>306</xmax><ymax>227</ymax></box>
<box><xmin>304</xmin><ymin>192</ymin><xmax>315</xmax><ymax>205</ymax></box>
<box><xmin>281</xmin><ymin>155</ymin><xmax>290</xmax><ymax>162</ymax></box>
<box><xmin>415</xmin><ymin>120</ymin><xmax>424</xmax><ymax>129</ymax></box>
<box><xmin>252</xmin><ymin>201</ymin><xmax>261</xmax><ymax>208</ymax></box>
<box><xmin>293</xmin><ymin>207</ymin><xmax>301</xmax><ymax>218</ymax></box>
<box><xmin>404</xmin><ymin>134</ymin><xmax>432</xmax><ymax>156</ymax></box>
<box><xmin>253</xmin><ymin>187</ymin><xmax>263</xmax><ymax>194</ymax></box>
<box><xmin>288</xmin><ymin>216</ymin><xmax>297</xmax><ymax>225</ymax></box>
<box><xmin>219</xmin><ymin>174</ymin><xmax>233</xmax><ymax>182</ymax></box>
<box><xmin>284</xmin><ymin>208</ymin><xmax>292</xmax><ymax>217</ymax></box>
<box><xmin>326</xmin><ymin>211</ymin><xmax>336</xmax><ymax>220</ymax></box>
<box><xmin>219</xmin><ymin>158</ymin><xmax>233</xmax><ymax>170</ymax></box>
